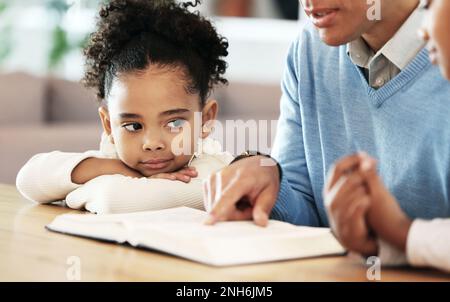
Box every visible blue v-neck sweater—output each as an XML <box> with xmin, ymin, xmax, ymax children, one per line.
<box><xmin>270</xmin><ymin>22</ymin><xmax>450</xmax><ymax>226</ymax></box>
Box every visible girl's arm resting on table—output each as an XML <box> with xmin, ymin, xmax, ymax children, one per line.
<box><xmin>71</xmin><ymin>157</ymin><xmax>141</xmax><ymax>185</ymax></box>
<box><xmin>65</xmin><ymin>174</ymin><xmax>204</xmax><ymax>214</ymax></box>
<box><xmin>377</xmin><ymin>219</ymin><xmax>450</xmax><ymax>272</ymax></box>
<box><xmin>15</xmin><ymin>150</ymin><xmax>119</xmax><ymax>204</ymax></box>
<box><xmin>377</xmin><ymin>239</ymin><xmax>408</xmax><ymax>267</ymax></box>
<box><xmin>406</xmin><ymin>219</ymin><xmax>450</xmax><ymax>272</ymax></box>
<box><xmin>65</xmin><ymin>153</ymin><xmax>233</xmax><ymax>214</ymax></box>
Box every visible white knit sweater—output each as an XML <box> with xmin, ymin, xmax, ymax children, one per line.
<box><xmin>16</xmin><ymin>133</ymin><xmax>234</xmax><ymax>214</ymax></box>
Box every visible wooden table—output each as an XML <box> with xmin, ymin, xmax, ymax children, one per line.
<box><xmin>1</xmin><ymin>183</ymin><xmax>449</xmax><ymax>282</ymax></box>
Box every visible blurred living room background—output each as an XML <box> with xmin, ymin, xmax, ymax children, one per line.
<box><xmin>0</xmin><ymin>0</ymin><xmax>304</xmax><ymax>184</ymax></box>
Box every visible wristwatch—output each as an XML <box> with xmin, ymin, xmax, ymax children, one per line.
<box><xmin>230</xmin><ymin>150</ymin><xmax>283</xmax><ymax>181</ymax></box>
<box><xmin>229</xmin><ymin>151</ymin><xmax>283</xmax><ymax>212</ymax></box>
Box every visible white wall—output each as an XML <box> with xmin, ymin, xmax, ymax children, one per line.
<box><xmin>0</xmin><ymin>3</ymin><xmax>303</xmax><ymax>86</ymax></box>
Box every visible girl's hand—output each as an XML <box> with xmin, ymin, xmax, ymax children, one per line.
<box><xmin>324</xmin><ymin>154</ymin><xmax>378</xmax><ymax>257</ymax></box>
<box><xmin>325</xmin><ymin>153</ymin><xmax>413</xmax><ymax>256</ymax></box>
<box><xmin>363</xmin><ymin>155</ymin><xmax>413</xmax><ymax>252</ymax></box>
<box><xmin>72</xmin><ymin>158</ymin><xmax>197</xmax><ymax>184</ymax></box>
<box><xmin>150</xmin><ymin>167</ymin><xmax>198</xmax><ymax>183</ymax></box>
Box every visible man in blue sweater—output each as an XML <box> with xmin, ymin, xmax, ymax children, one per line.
<box><xmin>203</xmin><ymin>0</ymin><xmax>450</xmax><ymax>234</ymax></box>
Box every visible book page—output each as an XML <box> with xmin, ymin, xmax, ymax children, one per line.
<box><xmin>47</xmin><ymin>207</ymin><xmax>345</xmax><ymax>266</ymax></box>
<box><xmin>121</xmin><ymin>207</ymin><xmax>331</xmax><ymax>240</ymax></box>
<box><xmin>124</xmin><ymin>208</ymin><xmax>344</xmax><ymax>266</ymax></box>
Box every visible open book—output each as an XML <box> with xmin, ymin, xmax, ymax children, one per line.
<box><xmin>46</xmin><ymin>207</ymin><xmax>345</xmax><ymax>266</ymax></box>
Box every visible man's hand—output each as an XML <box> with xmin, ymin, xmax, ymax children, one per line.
<box><xmin>324</xmin><ymin>153</ymin><xmax>378</xmax><ymax>256</ymax></box>
<box><xmin>203</xmin><ymin>156</ymin><xmax>280</xmax><ymax>227</ymax></box>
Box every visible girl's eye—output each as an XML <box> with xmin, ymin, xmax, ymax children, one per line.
<box><xmin>122</xmin><ymin>123</ymin><xmax>143</xmax><ymax>132</ymax></box>
<box><xmin>167</xmin><ymin>119</ymin><xmax>187</xmax><ymax>129</ymax></box>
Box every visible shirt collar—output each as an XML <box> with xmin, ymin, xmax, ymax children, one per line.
<box><xmin>347</xmin><ymin>7</ymin><xmax>426</xmax><ymax>70</ymax></box>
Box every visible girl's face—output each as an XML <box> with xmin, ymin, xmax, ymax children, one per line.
<box><xmin>99</xmin><ymin>65</ymin><xmax>218</xmax><ymax>177</ymax></box>
<box><xmin>420</xmin><ymin>0</ymin><xmax>450</xmax><ymax>80</ymax></box>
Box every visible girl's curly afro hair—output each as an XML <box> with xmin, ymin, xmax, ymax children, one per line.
<box><xmin>82</xmin><ymin>0</ymin><xmax>228</xmax><ymax>105</ymax></box>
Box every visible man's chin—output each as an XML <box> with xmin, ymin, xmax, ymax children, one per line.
<box><xmin>317</xmin><ymin>29</ymin><xmax>349</xmax><ymax>47</ymax></box>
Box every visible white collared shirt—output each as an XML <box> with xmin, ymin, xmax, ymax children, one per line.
<box><xmin>347</xmin><ymin>7</ymin><xmax>426</xmax><ymax>89</ymax></box>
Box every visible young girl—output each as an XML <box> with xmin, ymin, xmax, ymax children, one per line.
<box><xmin>16</xmin><ymin>0</ymin><xmax>234</xmax><ymax>214</ymax></box>
<box><xmin>326</xmin><ymin>0</ymin><xmax>450</xmax><ymax>272</ymax></box>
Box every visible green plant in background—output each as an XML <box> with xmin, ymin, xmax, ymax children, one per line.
<box><xmin>0</xmin><ymin>0</ymin><xmax>12</xmax><ymax>64</ymax></box>
<box><xmin>0</xmin><ymin>0</ymin><xmax>95</xmax><ymax>70</ymax></box>
<box><xmin>46</xmin><ymin>0</ymin><xmax>90</xmax><ymax>69</ymax></box>
<box><xmin>0</xmin><ymin>1</ymin><xmax>6</xmax><ymax>13</ymax></box>
<box><xmin>48</xmin><ymin>25</ymin><xmax>71</xmax><ymax>68</ymax></box>
<box><xmin>0</xmin><ymin>25</ymin><xmax>12</xmax><ymax>63</ymax></box>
